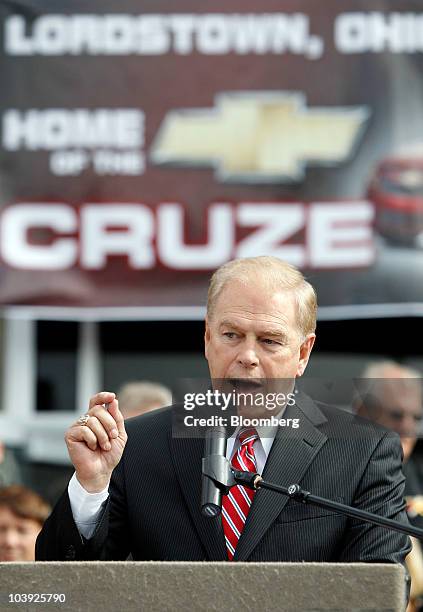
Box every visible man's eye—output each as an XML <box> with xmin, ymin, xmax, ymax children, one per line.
<box><xmin>262</xmin><ymin>338</ymin><xmax>278</xmax><ymax>345</ymax></box>
<box><xmin>223</xmin><ymin>332</ymin><xmax>236</xmax><ymax>339</ymax></box>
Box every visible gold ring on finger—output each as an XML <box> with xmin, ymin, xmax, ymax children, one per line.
<box><xmin>77</xmin><ymin>413</ymin><xmax>90</xmax><ymax>426</ymax></box>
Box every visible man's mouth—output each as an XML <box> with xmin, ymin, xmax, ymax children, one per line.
<box><xmin>227</xmin><ymin>378</ymin><xmax>265</xmax><ymax>393</ymax></box>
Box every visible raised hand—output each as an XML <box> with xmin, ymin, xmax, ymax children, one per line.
<box><xmin>65</xmin><ymin>391</ymin><xmax>127</xmax><ymax>492</ymax></box>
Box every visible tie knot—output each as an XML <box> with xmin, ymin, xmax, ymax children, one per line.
<box><xmin>238</xmin><ymin>427</ymin><xmax>259</xmax><ymax>446</ymax></box>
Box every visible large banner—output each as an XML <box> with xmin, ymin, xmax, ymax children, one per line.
<box><xmin>0</xmin><ymin>1</ymin><xmax>422</xmax><ymax>315</ymax></box>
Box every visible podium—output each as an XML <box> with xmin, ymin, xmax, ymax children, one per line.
<box><xmin>0</xmin><ymin>562</ymin><xmax>406</xmax><ymax>611</ymax></box>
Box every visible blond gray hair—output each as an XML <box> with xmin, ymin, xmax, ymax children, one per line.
<box><xmin>207</xmin><ymin>256</ymin><xmax>317</xmax><ymax>337</ymax></box>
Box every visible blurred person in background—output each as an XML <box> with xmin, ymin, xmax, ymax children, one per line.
<box><xmin>0</xmin><ymin>485</ymin><xmax>50</xmax><ymax>561</ymax></box>
<box><xmin>117</xmin><ymin>381</ymin><xmax>172</xmax><ymax>419</ymax></box>
<box><xmin>354</xmin><ymin>361</ymin><xmax>423</xmax><ymax>612</ymax></box>
<box><xmin>0</xmin><ymin>441</ymin><xmax>23</xmax><ymax>487</ymax></box>
<box><xmin>354</xmin><ymin>361</ymin><xmax>423</xmax><ymax>493</ymax></box>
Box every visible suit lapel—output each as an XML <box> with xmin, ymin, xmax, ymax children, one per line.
<box><xmin>233</xmin><ymin>393</ymin><xmax>328</xmax><ymax>561</ymax></box>
<box><xmin>169</xmin><ymin>433</ymin><xmax>227</xmax><ymax>561</ymax></box>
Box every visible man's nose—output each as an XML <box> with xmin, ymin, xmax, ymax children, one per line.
<box><xmin>237</xmin><ymin>341</ymin><xmax>259</xmax><ymax>368</ymax></box>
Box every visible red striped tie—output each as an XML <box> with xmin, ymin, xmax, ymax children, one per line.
<box><xmin>222</xmin><ymin>427</ymin><xmax>259</xmax><ymax>560</ymax></box>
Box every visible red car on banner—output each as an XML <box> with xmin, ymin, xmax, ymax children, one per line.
<box><xmin>368</xmin><ymin>151</ymin><xmax>423</xmax><ymax>248</ymax></box>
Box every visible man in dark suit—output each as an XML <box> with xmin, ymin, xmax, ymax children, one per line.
<box><xmin>36</xmin><ymin>256</ymin><xmax>411</xmax><ymax>565</ymax></box>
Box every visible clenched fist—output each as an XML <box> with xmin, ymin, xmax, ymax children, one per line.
<box><xmin>65</xmin><ymin>392</ymin><xmax>127</xmax><ymax>493</ymax></box>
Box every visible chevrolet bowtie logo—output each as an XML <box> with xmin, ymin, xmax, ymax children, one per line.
<box><xmin>150</xmin><ymin>92</ymin><xmax>369</xmax><ymax>183</ymax></box>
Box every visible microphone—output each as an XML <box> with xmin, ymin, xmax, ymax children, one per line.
<box><xmin>201</xmin><ymin>426</ymin><xmax>228</xmax><ymax>518</ymax></box>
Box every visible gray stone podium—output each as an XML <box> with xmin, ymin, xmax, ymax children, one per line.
<box><xmin>0</xmin><ymin>561</ymin><xmax>406</xmax><ymax>611</ymax></box>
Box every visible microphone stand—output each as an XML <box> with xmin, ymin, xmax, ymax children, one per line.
<box><xmin>202</xmin><ymin>456</ymin><xmax>423</xmax><ymax>539</ymax></box>
<box><xmin>234</xmin><ymin>470</ymin><xmax>423</xmax><ymax>540</ymax></box>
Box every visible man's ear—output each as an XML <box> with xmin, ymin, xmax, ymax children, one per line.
<box><xmin>296</xmin><ymin>333</ymin><xmax>316</xmax><ymax>377</ymax></box>
<box><xmin>204</xmin><ymin>316</ymin><xmax>210</xmax><ymax>361</ymax></box>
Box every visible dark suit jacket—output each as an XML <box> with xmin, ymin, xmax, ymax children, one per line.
<box><xmin>36</xmin><ymin>393</ymin><xmax>412</xmax><ymax>565</ymax></box>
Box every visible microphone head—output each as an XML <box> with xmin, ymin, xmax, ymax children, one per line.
<box><xmin>204</xmin><ymin>426</ymin><xmax>227</xmax><ymax>454</ymax></box>
<box><xmin>205</xmin><ymin>425</ymin><xmax>227</xmax><ymax>437</ymax></box>
<box><xmin>202</xmin><ymin>426</ymin><xmax>229</xmax><ymax>518</ymax></box>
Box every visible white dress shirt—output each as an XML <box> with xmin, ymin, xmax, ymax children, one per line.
<box><xmin>69</xmin><ymin>412</ymin><xmax>282</xmax><ymax>539</ymax></box>
<box><xmin>68</xmin><ymin>474</ymin><xmax>109</xmax><ymax>539</ymax></box>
